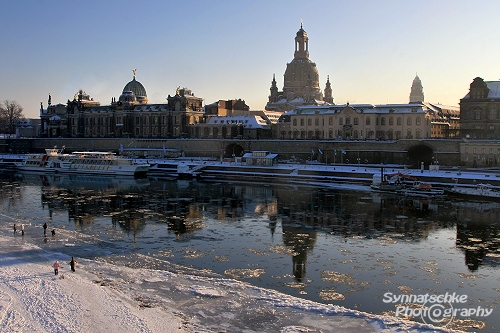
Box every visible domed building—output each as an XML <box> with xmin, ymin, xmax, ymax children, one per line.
<box><xmin>119</xmin><ymin>69</ymin><xmax>148</xmax><ymax>105</ymax></box>
<box><xmin>60</xmin><ymin>69</ymin><xmax>204</xmax><ymax>139</ymax></box>
<box><xmin>266</xmin><ymin>24</ymin><xmax>333</xmax><ymax>112</ymax></box>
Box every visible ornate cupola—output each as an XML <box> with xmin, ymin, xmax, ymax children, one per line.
<box><xmin>294</xmin><ymin>22</ymin><xmax>309</xmax><ymax>59</ymax></box>
<box><xmin>120</xmin><ymin>69</ymin><xmax>148</xmax><ymax>104</ymax></box>
<box><xmin>468</xmin><ymin>77</ymin><xmax>489</xmax><ymax>99</ymax></box>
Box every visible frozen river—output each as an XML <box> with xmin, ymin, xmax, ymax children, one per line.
<box><xmin>0</xmin><ymin>172</ymin><xmax>498</xmax><ymax>332</ymax></box>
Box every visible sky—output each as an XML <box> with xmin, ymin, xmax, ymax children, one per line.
<box><xmin>1</xmin><ymin>0</ymin><xmax>499</xmax><ymax>119</ymax></box>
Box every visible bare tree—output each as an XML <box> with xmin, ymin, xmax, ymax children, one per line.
<box><xmin>0</xmin><ymin>100</ymin><xmax>24</xmax><ymax>134</ymax></box>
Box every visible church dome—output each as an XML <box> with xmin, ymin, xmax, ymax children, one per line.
<box><xmin>123</xmin><ymin>78</ymin><xmax>147</xmax><ymax>98</ymax></box>
<box><xmin>283</xmin><ymin>58</ymin><xmax>320</xmax><ymax>99</ymax></box>
<box><xmin>122</xmin><ymin>71</ymin><xmax>148</xmax><ymax>104</ymax></box>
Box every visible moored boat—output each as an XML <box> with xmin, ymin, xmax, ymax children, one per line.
<box><xmin>14</xmin><ymin>147</ymin><xmax>149</xmax><ymax>177</ymax></box>
<box><xmin>447</xmin><ymin>183</ymin><xmax>500</xmax><ymax>199</ymax></box>
<box><xmin>396</xmin><ymin>181</ymin><xmax>446</xmax><ymax>198</ymax></box>
<box><xmin>370</xmin><ymin>172</ymin><xmax>409</xmax><ymax>192</ymax></box>
<box><xmin>0</xmin><ymin>154</ymin><xmax>27</xmax><ymax>169</ymax></box>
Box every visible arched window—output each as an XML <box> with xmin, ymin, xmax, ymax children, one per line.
<box><xmin>407</xmin><ymin>117</ymin><xmax>412</xmax><ymax>125</ymax></box>
<box><xmin>397</xmin><ymin>117</ymin><xmax>402</xmax><ymax>126</ymax></box>
<box><xmin>366</xmin><ymin>117</ymin><xmax>371</xmax><ymax>125</ymax></box>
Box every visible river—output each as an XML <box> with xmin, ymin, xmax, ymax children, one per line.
<box><xmin>0</xmin><ymin>172</ymin><xmax>498</xmax><ymax>332</ymax></box>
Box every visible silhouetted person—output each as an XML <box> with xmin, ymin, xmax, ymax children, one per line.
<box><xmin>69</xmin><ymin>257</ymin><xmax>77</xmax><ymax>272</ymax></box>
<box><xmin>43</xmin><ymin>222</ymin><xmax>48</xmax><ymax>235</ymax></box>
<box><xmin>51</xmin><ymin>229</ymin><xmax>56</xmax><ymax>236</ymax></box>
<box><xmin>13</xmin><ymin>224</ymin><xmax>17</xmax><ymax>234</ymax></box>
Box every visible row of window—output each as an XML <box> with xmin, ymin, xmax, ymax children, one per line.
<box><xmin>291</xmin><ymin>116</ymin><xmax>423</xmax><ymax>127</ymax></box>
<box><xmin>464</xmin><ymin>147</ymin><xmax>500</xmax><ymax>155</ymax></box>
<box><xmin>467</xmin><ymin>108</ymin><xmax>500</xmax><ymax>120</ymax></box>
<box><xmin>286</xmin><ymin>128</ymin><xmax>423</xmax><ymax>140</ymax></box>
<box><xmin>68</xmin><ymin>115</ymin><xmax>190</xmax><ymax>126</ymax></box>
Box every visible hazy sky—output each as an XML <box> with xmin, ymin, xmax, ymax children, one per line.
<box><xmin>1</xmin><ymin>0</ymin><xmax>499</xmax><ymax>118</ymax></box>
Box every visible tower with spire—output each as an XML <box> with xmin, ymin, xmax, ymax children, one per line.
<box><xmin>324</xmin><ymin>76</ymin><xmax>333</xmax><ymax>104</ymax></box>
<box><xmin>409</xmin><ymin>74</ymin><xmax>424</xmax><ymax>103</ymax></box>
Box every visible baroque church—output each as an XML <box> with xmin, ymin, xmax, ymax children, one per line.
<box><xmin>266</xmin><ymin>24</ymin><xmax>333</xmax><ymax>112</ymax></box>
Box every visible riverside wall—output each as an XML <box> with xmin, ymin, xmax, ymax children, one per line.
<box><xmin>1</xmin><ymin>138</ymin><xmax>462</xmax><ymax>167</ymax></box>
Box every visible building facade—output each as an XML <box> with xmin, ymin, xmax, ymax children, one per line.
<box><xmin>460</xmin><ymin>140</ymin><xmax>500</xmax><ymax>167</ymax></box>
<box><xmin>188</xmin><ymin>115</ymin><xmax>271</xmax><ymax>140</ymax></box>
<box><xmin>276</xmin><ymin>102</ymin><xmax>458</xmax><ymax>141</ymax></box>
<box><xmin>41</xmin><ymin>73</ymin><xmax>204</xmax><ymax>139</ymax></box>
<box><xmin>459</xmin><ymin>77</ymin><xmax>500</xmax><ymax>139</ymax></box>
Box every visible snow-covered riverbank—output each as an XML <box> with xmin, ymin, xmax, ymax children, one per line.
<box><xmin>0</xmin><ymin>224</ymin><xmax>465</xmax><ymax>333</ymax></box>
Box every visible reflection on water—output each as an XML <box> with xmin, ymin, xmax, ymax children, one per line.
<box><xmin>1</xmin><ymin>172</ymin><xmax>499</xmax><ymax>332</ymax></box>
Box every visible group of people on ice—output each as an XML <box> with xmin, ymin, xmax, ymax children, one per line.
<box><xmin>53</xmin><ymin>257</ymin><xmax>77</xmax><ymax>275</ymax></box>
<box><xmin>12</xmin><ymin>220</ymin><xmax>78</xmax><ymax>276</ymax></box>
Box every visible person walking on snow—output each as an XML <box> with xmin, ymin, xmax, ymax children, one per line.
<box><xmin>53</xmin><ymin>261</ymin><xmax>60</xmax><ymax>275</ymax></box>
<box><xmin>69</xmin><ymin>257</ymin><xmax>77</xmax><ymax>272</ymax></box>
<box><xmin>43</xmin><ymin>222</ymin><xmax>48</xmax><ymax>235</ymax></box>
<box><xmin>13</xmin><ymin>224</ymin><xmax>17</xmax><ymax>234</ymax></box>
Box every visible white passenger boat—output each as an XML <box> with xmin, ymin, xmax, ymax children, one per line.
<box><xmin>15</xmin><ymin>148</ymin><xmax>149</xmax><ymax>177</ymax></box>
<box><xmin>447</xmin><ymin>183</ymin><xmax>500</xmax><ymax>199</ymax></box>
<box><xmin>0</xmin><ymin>154</ymin><xmax>27</xmax><ymax>169</ymax></box>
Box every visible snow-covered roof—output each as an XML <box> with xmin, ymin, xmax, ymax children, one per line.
<box><xmin>289</xmin><ymin>103</ymin><xmax>428</xmax><ymax>115</ymax></box>
<box><xmin>462</xmin><ymin>80</ymin><xmax>500</xmax><ymax>99</ymax></box>
<box><xmin>207</xmin><ymin>115</ymin><xmax>269</xmax><ymax>128</ymax></box>
<box><xmin>485</xmin><ymin>81</ymin><xmax>500</xmax><ymax>98</ymax></box>
<box><xmin>242</xmin><ymin>152</ymin><xmax>278</xmax><ymax>159</ymax></box>
<box><xmin>289</xmin><ymin>97</ymin><xmax>304</xmax><ymax>103</ymax></box>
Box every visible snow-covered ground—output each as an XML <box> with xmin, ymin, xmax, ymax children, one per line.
<box><xmin>0</xmin><ymin>230</ymin><xmax>465</xmax><ymax>333</ymax></box>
